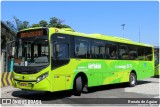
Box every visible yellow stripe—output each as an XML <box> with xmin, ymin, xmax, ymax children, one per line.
<box><xmin>3</xmin><ymin>72</ymin><xmax>8</xmax><ymax>86</ymax></box>
<box><xmin>8</xmin><ymin>73</ymin><xmax>12</xmax><ymax>86</ymax></box>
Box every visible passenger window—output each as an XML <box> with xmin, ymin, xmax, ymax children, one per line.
<box><xmin>119</xmin><ymin>45</ymin><xmax>128</xmax><ymax>60</ymax></box>
<box><xmin>90</xmin><ymin>41</ymin><xmax>105</xmax><ymax>59</ymax></box>
<box><xmin>128</xmin><ymin>46</ymin><xmax>138</xmax><ymax>60</ymax></box>
<box><xmin>75</xmin><ymin>38</ymin><xmax>88</xmax><ymax>58</ymax></box>
<box><xmin>55</xmin><ymin>43</ymin><xmax>69</xmax><ymax>60</ymax></box>
<box><xmin>100</xmin><ymin>46</ymin><xmax>105</xmax><ymax>59</ymax></box>
<box><xmin>137</xmin><ymin>47</ymin><xmax>145</xmax><ymax>60</ymax></box>
<box><xmin>145</xmin><ymin>47</ymin><xmax>152</xmax><ymax>61</ymax></box>
<box><xmin>91</xmin><ymin>44</ymin><xmax>98</xmax><ymax>59</ymax></box>
<box><xmin>109</xmin><ymin>43</ymin><xmax>118</xmax><ymax>59</ymax></box>
<box><xmin>105</xmin><ymin>43</ymin><xmax>110</xmax><ymax>59</ymax></box>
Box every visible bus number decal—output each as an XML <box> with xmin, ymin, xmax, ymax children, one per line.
<box><xmin>115</xmin><ymin>64</ymin><xmax>132</xmax><ymax>69</ymax></box>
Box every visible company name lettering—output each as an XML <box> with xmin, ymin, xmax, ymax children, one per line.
<box><xmin>88</xmin><ymin>63</ymin><xmax>101</xmax><ymax>69</ymax></box>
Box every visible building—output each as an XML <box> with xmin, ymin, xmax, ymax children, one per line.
<box><xmin>1</xmin><ymin>21</ymin><xmax>16</xmax><ymax>72</ymax></box>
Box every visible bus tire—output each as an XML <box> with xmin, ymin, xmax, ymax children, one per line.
<box><xmin>74</xmin><ymin>76</ymin><xmax>82</xmax><ymax>96</ymax></box>
<box><xmin>129</xmin><ymin>72</ymin><xmax>137</xmax><ymax>87</ymax></box>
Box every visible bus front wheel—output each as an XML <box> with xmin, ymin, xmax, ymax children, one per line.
<box><xmin>129</xmin><ymin>72</ymin><xmax>137</xmax><ymax>87</ymax></box>
<box><xmin>73</xmin><ymin>76</ymin><xmax>82</xmax><ymax>96</ymax></box>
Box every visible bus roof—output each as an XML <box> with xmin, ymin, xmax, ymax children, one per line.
<box><xmin>18</xmin><ymin>27</ymin><xmax>153</xmax><ymax>47</ymax></box>
<box><xmin>49</xmin><ymin>27</ymin><xmax>153</xmax><ymax>47</ymax></box>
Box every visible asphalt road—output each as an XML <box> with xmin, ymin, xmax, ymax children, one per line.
<box><xmin>1</xmin><ymin>77</ymin><xmax>159</xmax><ymax>106</ymax></box>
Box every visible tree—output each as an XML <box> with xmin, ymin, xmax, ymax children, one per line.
<box><xmin>49</xmin><ymin>17</ymin><xmax>58</xmax><ymax>27</ymax></box>
<box><xmin>4</xmin><ymin>20</ymin><xmax>17</xmax><ymax>32</ymax></box>
<box><xmin>4</xmin><ymin>16</ymin><xmax>73</xmax><ymax>31</ymax></box>
<box><xmin>13</xmin><ymin>16</ymin><xmax>21</xmax><ymax>31</ymax></box>
<box><xmin>13</xmin><ymin>16</ymin><xmax>29</xmax><ymax>31</ymax></box>
<box><xmin>22</xmin><ymin>21</ymin><xmax>29</xmax><ymax>29</ymax></box>
<box><xmin>19</xmin><ymin>21</ymin><xmax>29</xmax><ymax>30</ymax></box>
<box><xmin>31</xmin><ymin>24</ymin><xmax>40</xmax><ymax>27</ymax></box>
<box><xmin>39</xmin><ymin>20</ymin><xmax>48</xmax><ymax>27</ymax></box>
<box><xmin>62</xmin><ymin>24</ymin><xmax>71</xmax><ymax>28</ymax></box>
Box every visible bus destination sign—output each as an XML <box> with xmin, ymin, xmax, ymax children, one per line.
<box><xmin>19</xmin><ymin>29</ymin><xmax>47</xmax><ymax>38</ymax></box>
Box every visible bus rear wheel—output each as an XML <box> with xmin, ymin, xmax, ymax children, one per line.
<box><xmin>73</xmin><ymin>76</ymin><xmax>82</xmax><ymax>96</ymax></box>
<box><xmin>129</xmin><ymin>72</ymin><xmax>137</xmax><ymax>87</ymax></box>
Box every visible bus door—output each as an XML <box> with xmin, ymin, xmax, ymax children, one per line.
<box><xmin>51</xmin><ymin>34</ymin><xmax>70</xmax><ymax>91</ymax></box>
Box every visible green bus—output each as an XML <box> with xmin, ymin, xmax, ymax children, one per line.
<box><xmin>12</xmin><ymin>27</ymin><xmax>154</xmax><ymax>96</ymax></box>
<box><xmin>154</xmin><ymin>47</ymin><xmax>159</xmax><ymax>76</ymax></box>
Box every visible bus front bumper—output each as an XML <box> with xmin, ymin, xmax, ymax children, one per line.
<box><xmin>12</xmin><ymin>78</ymin><xmax>52</xmax><ymax>91</ymax></box>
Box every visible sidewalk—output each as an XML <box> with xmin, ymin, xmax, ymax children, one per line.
<box><xmin>1</xmin><ymin>86</ymin><xmax>20</xmax><ymax>95</ymax></box>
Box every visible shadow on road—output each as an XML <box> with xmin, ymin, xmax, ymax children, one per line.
<box><xmin>87</xmin><ymin>80</ymin><xmax>151</xmax><ymax>94</ymax></box>
<box><xmin>137</xmin><ymin>80</ymin><xmax>152</xmax><ymax>85</ymax></box>
<box><xmin>152</xmin><ymin>75</ymin><xmax>159</xmax><ymax>78</ymax></box>
<box><xmin>12</xmin><ymin>90</ymin><xmax>73</xmax><ymax>101</ymax></box>
<box><xmin>12</xmin><ymin>80</ymin><xmax>152</xmax><ymax>101</ymax></box>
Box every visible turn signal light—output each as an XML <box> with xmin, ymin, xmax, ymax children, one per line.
<box><xmin>55</xmin><ymin>29</ymin><xmax>58</xmax><ymax>32</ymax></box>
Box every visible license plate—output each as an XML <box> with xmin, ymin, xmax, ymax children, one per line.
<box><xmin>20</xmin><ymin>83</ymin><xmax>28</xmax><ymax>86</ymax></box>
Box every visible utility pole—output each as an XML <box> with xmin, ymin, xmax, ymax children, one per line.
<box><xmin>121</xmin><ymin>24</ymin><xmax>125</xmax><ymax>38</ymax></box>
<box><xmin>139</xmin><ymin>26</ymin><xmax>141</xmax><ymax>43</ymax></box>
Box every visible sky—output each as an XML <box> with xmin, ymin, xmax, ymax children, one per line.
<box><xmin>1</xmin><ymin>1</ymin><xmax>159</xmax><ymax>46</ymax></box>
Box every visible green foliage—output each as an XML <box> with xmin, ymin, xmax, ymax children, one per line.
<box><xmin>4</xmin><ymin>20</ymin><xmax>17</xmax><ymax>32</ymax></box>
<box><xmin>49</xmin><ymin>17</ymin><xmax>58</xmax><ymax>27</ymax></box>
<box><xmin>62</xmin><ymin>24</ymin><xmax>71</xmax><ymax>28</ymax></box>
<box><xmin>39</xmin><ymin>20</ymin><xmax>48</xmax><ymax>27</ymax></box>
<box><xmin>31</xmin><ymin>24</ymin><xmax>40</xmax><ymax>27</ymax></box>
<box><xmin>13</xmin><ymin>16</ymin><xmax>29</xmax><ymax>31</ymax></box>
<box><xmin>4</xmin><ymin>16</ymin><xmax>73</xmax><ymax>32</ymax></box>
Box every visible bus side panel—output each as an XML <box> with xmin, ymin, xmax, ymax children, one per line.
<box><xmin>50</xmin><ymin>59</ymin><xmax>154</xmax><ymax>92</ymax></box>
<box><xmin>103</xmin><ymin>60</ymin><xmax>138</xmax><ymax>84</ymax></box>
<box><xmin>102</xmin><ymin>60</ymin><xmax>122</xmax><ymax>85</ymax></box>
<box><xmin>71</xmin><ymin>59</ymin><xmax>104</xmax><ymax>87</ymax></box>
<box><xmin>137</xmin><ymin>61</ymin><xmax>154</xmax><ymax>80</ymax></box>
<box><xmin>155</xmin><ymin>64</ymin><xmax>159</xmax><ymax>76</ymax></box>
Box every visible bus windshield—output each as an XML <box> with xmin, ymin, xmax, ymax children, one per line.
<box><xmin>14</xmin><ymin>36</ymin><xmax>49</xmax><ymax>67</ymax></box>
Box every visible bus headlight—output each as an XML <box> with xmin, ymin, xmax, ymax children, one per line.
<box><xmin>36</xmin><ymin>72</ymin><xmax>48</xmax><ymax>83</ymax></box>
